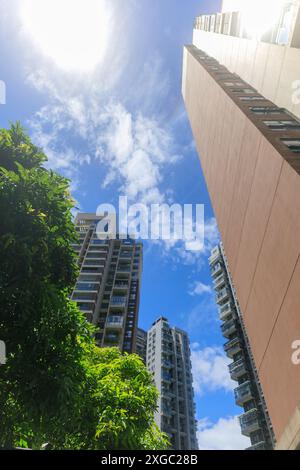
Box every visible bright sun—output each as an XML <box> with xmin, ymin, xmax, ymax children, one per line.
<box><xmin>20</xmin><ymin>0</ymin><xmax>111</xmax><ymax>73</ymax></box>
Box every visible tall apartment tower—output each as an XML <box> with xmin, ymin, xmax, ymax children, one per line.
<box><xmin>146</xmin><ymin>317</ymin><xmax>198</xmax><ymax>450</ymax></box>
<box><xmin>182</xmin><ymin>0</ymin><xmax>300</xmax><ymax>450</ymax></box>
<box><xmin>136</xmin><ymin>327</ymin><xmax>147</xmax><ymax>364</ymax></box>
<box><xmin>210</xmin><ymin>244</ymin><xmax>274</xmax><ymax>450</ymax></box>
<box><xmin>71</xmin><ymin>213</ymin><xmax>143</xmax><ymax>354</ymax></box>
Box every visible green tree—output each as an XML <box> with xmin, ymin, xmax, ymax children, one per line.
<box><xmin>0</xmin><ymin>123</ymin><xmax>93</xmax><ymax>448</ymax></box>
<box><xmin>65</xmin><ymin>347</ymin><xmax>169</xmax><ymax>450</ymax></box>
<box><xmin>0</xmin><ymin>123</ymin><xmax>168</xmax><ymax>450</ymax></box>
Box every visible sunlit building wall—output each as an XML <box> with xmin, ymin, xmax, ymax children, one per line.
<box><xmin>182</xmin><ymin>1</ymin><xmax>300</xmax><ymax>450</ymax></box>
<box><xmin>190</xmin><ymin>0</ymin><xmax>300</xmax><ymax>120</ymax></box>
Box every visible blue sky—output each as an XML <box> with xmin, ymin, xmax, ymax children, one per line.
<box><xmin>0</xmin><ymin>0</ymin><xmax>250</xmax><ymax>449</ymax></box>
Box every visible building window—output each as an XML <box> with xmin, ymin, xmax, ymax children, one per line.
<box><xmin>239</xmin><ymin>96</ymin><xmax>265</xmax><ymax>101</ymax></box>
<box><xmin>263</xmin><ymin>120</ymin><xmax>300</xmax><ymax>131</ymax></box>
<box><xmin>281</xmin><ymin>139</ymin><xmax>300</xmax><ymax>153</ymax></box>
<box><xmin>250</xmin><ymin>107</ymin><xmax>285</xmax><ymax>115</ymax></box>
<box><xmin>232</xmin><ymin>88</ymin><xmax>255</xmax><ymax>94</ymax></box>
<box><xmin>224</xmin><ymin>81</ymin><xmax>245</xmax><ymax>87</ymax></box>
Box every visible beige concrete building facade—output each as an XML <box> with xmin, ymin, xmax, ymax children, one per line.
<box><xmin>182</xmin><ymin>1</ymin><xmax>300</xmax><ymax>450</ymax></box>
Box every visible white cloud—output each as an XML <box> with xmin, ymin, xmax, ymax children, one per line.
<box><xmin>189</xmin><ymin>281</ymin><xmax>212</xmax><ymax>296</ymax></box>
<box><xmin>27</xmin><ymin>76</ymin><xmax>181</xmax><ymax>205</ymax></box>
<box><xmin>17</xmin><ymin>2</ymin><xmax>216</xmax><ymax>264</ymax></box>
<box><xmin>197</xmin><ymin>416</ymin><xmax>250</xmax><ymax>450</ymax></box>
<box><xmin>191</xmin><ymin>345</ymin><xmax>235</xmax><ymax>395</ymax></box>
<box><xmin>95</xmin><ymin>102</ymin><xmax>179</xmax><ymax>204</ymax></box>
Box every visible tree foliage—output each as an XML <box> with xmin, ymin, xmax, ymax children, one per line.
<box><xmin>0</xmin><ymin>123</ymin><xmax>168</xmax><ymax>450</ymax></box>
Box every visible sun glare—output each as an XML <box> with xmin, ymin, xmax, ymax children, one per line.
<box><xmin>240</xmin><ymin>0</ymin><xmax>287</xmax><ymax>40</ymax></box>
<box><xmin>20</xmin><ymin>0</ymin><xmax>111</xmax><ymax>73</ymax></box>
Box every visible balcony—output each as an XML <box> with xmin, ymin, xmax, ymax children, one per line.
<box><xmin>106</xmin><ymin>316</ymin><xmax>124</xmax><ymax>329</ymax></box>
<box><xmin>162</xmin><ymin>373</ymin><xmax>174</xmax><ymax>383</ymax></box>
<box><xmin>73</xmin><ymin>293</ymin><xmax>96</xmax><ymax>302</ymax></box>
<box><xmin>211</xmin><ymin>262</ymin><xmax>222</xmax><ymax>278</ymax></box>
<box><xmin>224</xmin><ymin>337</ymin><xmax>242</xmax><ymax>358</ymax></box>
<box><xmin>103</xmin><ymin>333</ymin><xmax>120</xmax><ymax>345</ymax></box>
<box><xmin>234</xmin><ymin>381</ymin><xmax>253</xmax><ymax>406</ymax></box>
<box><xmin>119</xmin><ymin>253</ymin><xmax>132</xmax><ymax>259</ymax></box>
<box><xmin>162</xmin><ymin>361</ymin><xmax>174</xmax><ymax>369</ymax></box>
<box><xmin>219</xmin><ymin>302</ymin><xmax>234</xmax><ymax>321</ymax></box>
<box><xmin>83</xmin><ymin>259</ymin><xmax>105</xmax><ymax>266</ymax></box>
<box><xmin>117</xmin><ymin>266</ymin><xmax>131</xmax><ymax>274</ymax></box>
<box><xmin>209</xmin><ymin>248</ymin><xmax>222</xmax><ymax>265</ymax></box>
<box><xmin>78</xmin><ymin>273</ymin><xmax>101</xmax><ymax>283</ymax></box>
<box><xmin>216</xmin><ymin>287</ymin><xmax>230</xmax><ymax>305</ymax></box>
<box><xmin>110</xmin><ymin>296</ymin><xmax>127</xmax><ymax>308</ymax></box>
<box><xmin>90</xmin><ymin>239</ymin><xmax>109</xmax><ymax>246</ymax></box>
<box><xmin>239</xmin><ymin>409</ymin><xmax>261</xmax><ymax>437</ymax></box>
<box><xmin>214</xmin><ymin>273</ymin><xmax>226</xmax><ymax>290</ymax></box>
<box><xmin>229</xmin><ymin>358</ymin><xmax>247</xmax><ymax>381</ymax></box>
<box><xmin>161</xmin><ymin>406</ymin><xmax>174</xmax><ymax>417</ymax></box>
<box><xmin>221</xmin><ymin>318</ymin><xmax>238</xmax><ymax>338</ymax></box>
<box><xmin>85</xmin><ymin>252</ymin><xmax>106</xmax><ymax>260</ymax></box>
<box><xmin>246</xmin><ymin>441</ymin><xmax>267</xmax><ymax>451</ymax></box>
<box><xmin>114</xmin><ymin>282</ymin><xmax>129</xmax><ymax>291</ymax></box>
<box><xmin>75</xmin><ymin>282</ymin><xmax>99</xmax><ymax>292</ymax></box>
<box><xmin>77</xmin><ymin>302</ymin><xmax>94</xmax><ymax>314</ymax></box>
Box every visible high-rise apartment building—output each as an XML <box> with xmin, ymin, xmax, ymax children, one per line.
<box><xmin>136</xmin><ymin>327</ymin><xmax>147</xmax><ymax>364</ymax></box>
<box><xmin>182</xmin><ymin>0</ymin><xmax>300</xmax><ymax>450</ymax></box>
<box><xmin>146</xmin><ymin>317</ymin><xmax>198</xmax><ymax>450</ymax></box>
<box><xmin>71</xmin><ymin>213</ymin><xmax>143</xmax><ymax>354</ymax></box>
<box><xmin>210</xmin><ymin>244</ymin><xmax>274</xmax><ymax>450</ymax></box>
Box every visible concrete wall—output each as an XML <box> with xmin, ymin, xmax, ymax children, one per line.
<box><xmin>182</xmin><ymin>46</ymin><xmax>300</xmax><ymax>446</ymax></box>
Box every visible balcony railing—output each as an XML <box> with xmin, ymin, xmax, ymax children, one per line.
<box><xmin>162</xmin><ymin>361</ymin><xmax>174</xmax><ymax>369</ymax></box>
<box><xmin>221</xmin><ymin>318</ymin><xmax>238</xmax><ymax>338</ymax></box>
<box><xmin>106</xmin><ymin>316</ymin><xmax>124</xmax><ymax>329</ymax></box>
<box><xmin>111</xmin><ymin>297</ymin><xmax>127</xmax><ymax>306</ymax></box>
<box><xmin>228</xmin><ymin>358</ymin><xmax>247</xmax><ymax>381</ymax></box>
<box><xmin>75</xmin><ymin>282</ymin><xmax>99</xmax><ymax>292</ymax></box>
<box><xmin>161</xmin><ymin>407</ymin><xmax>173</xmax><ymax>417</ymax></box>
<box><xmin>214</xmin><ymin>273</ymin><xmax>226</xmax><ymax>290</ymax></box>
<box><xmin>83</xmin><ymin>259</ymin><xmax>105</xmax><ymax>267</ymax></box>
<box><xmin>209</xmin><ymin>248</ymin><xmax>221</xmax><ymax>265</ymax></box>
<box><xmin>239</xmin><ymin>409</ymin><xmax>261</xmax><ymax>437</ymax></box>
<box><xmin>211</xmin><ymin>262</ymin><xmax>222</xmax><ymax>277</ymax></box>
<box><xmin>224</xmin><ymin>337</ymin><xmax>242</xmax><ymax>358</ymax></box>
<box><xmin>219</xmin><ymin>301</ymin><xmax>234</xmax><ymax>321</ymax></box>
<box><xmin>117</xmin><ymin>266</ymin><xmax>131</xmax><ymax>272</ymax></box>
<box><xmin>162</xmin><ymin>373</ymin><xmax>174</xmax><ymax>383</ymax></box>
<box><xmin>216</xmin><ymin>287</ymin><xmax>230</xmax><ymax>304</ymax></box>
<box><xmin>73</xmin><ymin>295</ymin><xmax>96</xmax><ymax>302</ymax></box>
<box><xmin>246</xmin><ymin>441</ymin><xmax>267</xmax><ymax>451</ymax></box>
<box><xmin>234</xmin><ymin>381</ymin><xmax>253</xmax><ymax>406</ymax></box>
<box><xmin>119</xmin><ymin>253</ymin><xmax>132</xmax><ymax>259</ymax></box>
<box><xmin>103</xmin><ymin>334</ymin><xmax>120</xmax><ymax>344</ymax></box>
